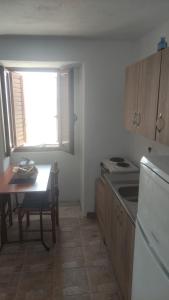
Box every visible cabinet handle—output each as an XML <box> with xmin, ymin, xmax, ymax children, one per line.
<box><xmin>132</xmin><ymin>112</ymin><xmax>137</xmax><ymax>126</ymax></box>
<box><xmin>100</xmin><ymin>177</ymin><xmax>106</xmax><ymax>185</ymax></box>
<box><xmin>136</xmin><ymin>112</ymin><xmax>141</xmax><ymax>127</ymax></box>
<box><xmin>156</xmin><ymin>113</ymin><xmax>165</xmax><ymax>133</ymax></box>
<box><xmin>133</xmin><ymin>112</ymin><xmax>141</xmax><ymax>127</ymax></box>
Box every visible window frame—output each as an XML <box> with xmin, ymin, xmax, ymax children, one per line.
<box><xmin>1</xmin><ymin>66</ymin><xmax>75</xmax><ymax>154</ymax></box>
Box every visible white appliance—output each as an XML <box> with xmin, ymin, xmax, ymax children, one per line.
<box><xmin>132</xmin><ymin>156</ymin><xmax>169</xmax><ymax>300</ymax></box>
<box><xmin>101</xmin><ymin>157</ymin><xmax>138</xmax><ymax>173</ymax></box>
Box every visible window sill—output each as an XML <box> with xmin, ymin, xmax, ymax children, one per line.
<box><xmin>13</xmin><ymin>145</ymin><xmax>61</xmax><ymax>153</ymax></box>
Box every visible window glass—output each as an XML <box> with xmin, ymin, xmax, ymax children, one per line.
<box><xmin>20</xmin><ymin>72</ymin><xmax>58</xmax><ymax>146</ymax></box>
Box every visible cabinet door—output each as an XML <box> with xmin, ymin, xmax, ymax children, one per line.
<box><xmin>156</xmin><ymin>48</ymin><xmax>169</xmax><ymax>145</ymax></box>
<box><xmin>104</xmin><ymin>183</ymin><xmax>112</xmax><ymax>248</ymax></box>
<box><xmin>109</xmin><ymin>193</ymin><xmax>135</xmax><ymax>300</ymax></box>
<box><xmin>118</xmin><ymin>208</ymin><xmax>135</xmax><ymax>300</ymax></box>
<box><xmin>124</xmin><ymin>62</ymin><xmax>140</xmax><ymax>132</ymax></box>
<box><xmin>95</xmin><ymin>178</ymin><xmax>107</xmax><ymax>239</ymax></box>
<box><xmin>105</xmin><ymin>184</ymin><xmax>116</xmax><ymax>255</ymax></box>
<box><xmin>108</xmin><ymin>193</ymin><xmax>124</xmax><ymax>282</ymax></box>
<box><xmin>136</xmin><ymin>52</ymin><xmax>161</xmax><ymax>139</ymax></box>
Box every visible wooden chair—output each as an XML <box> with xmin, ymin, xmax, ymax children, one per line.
<box><xmin>0</xmin><ymin>196</ymin><xmax>13</xmax><ymax>250</ymax></box>
<box><xmin>52</xmin><ymin>161</ymin><xmax>59</xmax><ymax>226</ymax></box>
<box><xmin>0</xmin><ymin>196</ymin><xmax>13</xmax><ymax>227</ymax></box>
<box><xmin>17</xmin><ymin>162</ymin><xmax>59</xmax><ymax>250</ymax></box>
<box><xmin>6</xmin><ymin>198</ymin><xmax>13</xmax><ymax>226</ymax></box>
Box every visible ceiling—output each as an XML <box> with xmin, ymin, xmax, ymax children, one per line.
<box><xmin>0</xmin><ymin>0</ymin><xmax>169</xmax><ymax>39</ymax></box>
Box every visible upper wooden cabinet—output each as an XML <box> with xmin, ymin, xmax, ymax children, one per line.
<box><xmin>136</xmin><ymin>53</ymin><xmax>161</xmax><ymax>139</ymax></box>
<box><xmin>124</xmin><ymin>62</ymin><xmax>140</xmax><ymax>132</ymax></box>
<box><xmin>156</xmin><ymin>48</ymin><xmax>169</xmax><ymax>145</ymax></box>
<box><xmin>124</xmin><ymin>51</ymin><xmax>164</xmax><ymax>142</ymax></box>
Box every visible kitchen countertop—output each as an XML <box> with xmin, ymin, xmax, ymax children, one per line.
<box><xmin>104</xmin><ymin>172</ymin><xmax>139</xmax><ymax>224</ymax></box>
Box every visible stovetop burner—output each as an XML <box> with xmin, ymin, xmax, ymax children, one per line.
<box><xmin>101</xmin><ymin>157</ymin><xmax>138</xmax><ymax>174</ymax></box>
<box><xmin>117</xmin><ymin>162</ymin><xmax>130</xmax><ymax>168</ymax></box>
<box><xmin>110</xmin><ymin>157</ymin><xmax>125</xmax><ymax>163</ymax></box>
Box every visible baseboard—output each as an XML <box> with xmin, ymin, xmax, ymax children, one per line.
<box><xmin>86</xmin><ymin>212</ymin><xmax>96</xmax><ymax>218</ymax></box>
<box><xmin>59</xmin><ymin>200</ymin><xmax>80</xmax><ymax>207</ymax></box>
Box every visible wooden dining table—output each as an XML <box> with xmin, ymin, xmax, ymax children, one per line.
<box><xmin>0</xmin><ymin>164</ymin><xmax>51</xmax><ymax>249</ymax></box>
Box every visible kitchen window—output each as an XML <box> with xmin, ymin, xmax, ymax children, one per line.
<box><xmin>0</xmin><ymin>66</ymin><xmax>75</xmax><ymax>155</ymax></box>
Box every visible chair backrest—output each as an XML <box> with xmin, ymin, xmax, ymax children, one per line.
<box><xmin>50</xmin><ymin>161</ymin><xmax>59</xmax><ymax>206</ymax></box>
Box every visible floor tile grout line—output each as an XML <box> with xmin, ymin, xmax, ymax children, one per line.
<box><xmin>1</xmin><ymin>206</ymin><xmax>121</xmax><ymax>300</ymax></box>
<box><xmin>12</xmin><ymin>245</ymin><xmax>28</xmax><ymax>300</ymax></box>
<box><xmin>79</xmin><ymin>223</ymin><xmax>93</xmax><ymax>295</ymax></box>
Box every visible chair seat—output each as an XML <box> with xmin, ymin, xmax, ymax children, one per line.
<box><xmin>22</xmin><ymin>192</ymin><xmax>50</xmax><ymax>209</ymax></box>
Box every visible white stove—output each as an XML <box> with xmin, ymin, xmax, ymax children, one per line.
<box><xmin>101</xmin><ymin>157</ymin><xmax>139</xmax><ymax>173</ymax></box>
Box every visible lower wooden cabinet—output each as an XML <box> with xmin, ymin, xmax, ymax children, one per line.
<box><xmin>95</xmin><ymin>177</ymin><xmax>135</xmax><ymax>300</ymax></box>
<box><xmin>95</xmin><ymin>177</ymin><xmax>107</xmax><ymax>240</ymax></box>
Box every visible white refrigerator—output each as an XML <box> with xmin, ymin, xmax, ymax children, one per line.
<box><xmin>132</xmin><ymin>156</ymin><xmax>169</xmax><ymax>300</ymax></box>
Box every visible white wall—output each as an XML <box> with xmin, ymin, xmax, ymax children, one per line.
<box><xmin>0</xmin><ymin>36</ymin><xmax>134</xmax><ymax>214</ymax></box>
<box><xmin>126</xmin><ymin>19</ymin><xmax>169</xmax><ymax>164</ymax></box>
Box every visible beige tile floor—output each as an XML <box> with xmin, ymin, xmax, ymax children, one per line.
<box><xmin>0</xmin><ymin>205</ymin><xmax>121</xmax><ymax>300</ymax></box>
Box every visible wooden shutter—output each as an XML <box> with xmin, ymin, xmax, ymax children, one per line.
<box><xmin>11</xmin><ymin>72</ymin><xmax>26</xmax><ymax>147</ymax></box>
<box><xmin>58</xmin><ymin>67</ymin><xmax>74</xmax><ymax>154</ymax></box>
<box><xmin>0</xmin><ymin>66</ymin><xmax>13</xmax><ymax>155</ymax></box>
